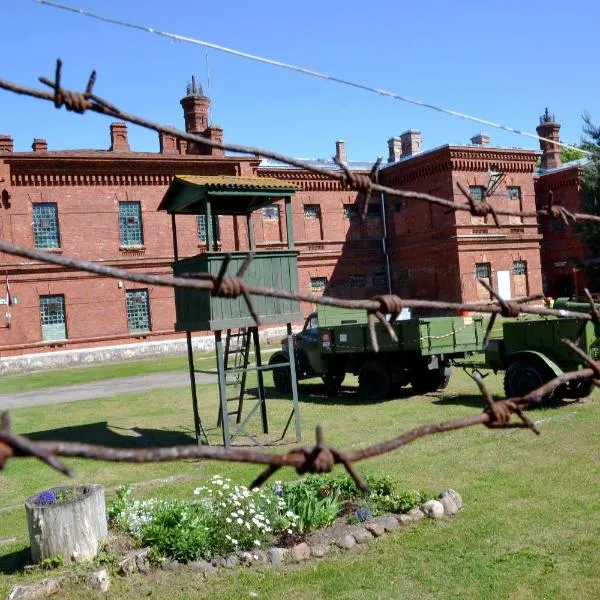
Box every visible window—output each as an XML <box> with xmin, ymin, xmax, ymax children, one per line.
<box><xmin>397</xmin><ymin>269</ymin><xmax>410</xmax><ymax>284</ymax></box>
<box><xmin>304</xmin><ymin>204</ymin><xmax>321</xmax><ymax>219</ymax></box>
<box><xmin>343</xmin><ymin>204</ymin><xmax>358</xmax><ymax>218</ymax></box>
<box><xmin>475</xmin><ymin>262</ymin><xmax>491</xmax><ymax>279</ymax></box>
<box><xmin>513</xmin><ymin>260</ymin><xmax>527</xmax><ymax>275</ymax></box>
<box><xmin>40</xmin><ymin>294</ymin><xmax>67</xmax><ymax>341</ymax></box>
<box><xmin>33</xmin><ymin>203</ymin><xmax>60</xmax><ymax>248</ymax></box>
<box><xmin>261</xmin><ymin>204</ymin><xmax>280</xmax><ymax>221</ymax></box>
<box><xmin>119</xmin><ymin>201</ymin><xmax>143</xmax><ymax>246</ymax></box>
<box><xmin>126</xmin><ymin>289</ymin><xmax>151</xmax><ymax>332</ymax></box>
<box><xmin>366</xmin><ymin>203</ymin><xmax>381</xmax><ymax>217</ymax></box>
<box><xmin>310</xmin><ymin>277</ymin><xmax>327</xmax><ymax>292</ymax></box>
<box><xmin>394</xmin><ymin>200</ymin><xmax>403</xmax><ymax>212</ymax></box>
<box><xmin>372</xmin><ymin>272</ymin><xmax>387</xmax><ymax>288</ymax></box>
<box><xmin>469</xmin><ymin>186</ymin><xmax>486</xmax><ymax>201</ymax></box>
<box><xmin>197</xmin><ymin>214</ymin><xmax>220</xmax><ymax>243</ymax></box>
<box><xmin>507</xmin><ymin>186</ymin><xmax>522</xmax><ymax>201</ymax></box>
<box><xmin>350</xmin><ymin>275</ymin><xmax>365</xmax><ymax>288</ymax></box>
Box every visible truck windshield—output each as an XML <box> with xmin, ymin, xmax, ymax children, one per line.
<box><xmin>303</xmin><ymin>314</ymin><xmax>318</xmax><ymax>333</ymax></box>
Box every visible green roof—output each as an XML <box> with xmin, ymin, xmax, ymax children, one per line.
<box><xmin>158</xmin><ymin>175</ymin><xmax>300</xmax><ymax>215</ymax></box>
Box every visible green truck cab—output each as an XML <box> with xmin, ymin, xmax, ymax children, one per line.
<box><xmin>269</xmin><ymin>306</ymin><xmax>485</xmax><ymax>401</ymax></box>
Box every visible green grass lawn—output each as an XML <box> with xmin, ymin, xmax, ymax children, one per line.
<box><xmin>1</xmin><ymin>367</ymin><xmax>599</xmax><ymax>599</ymax></box>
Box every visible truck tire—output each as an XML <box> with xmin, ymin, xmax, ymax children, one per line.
<box><xmin>269</xmin><ymin>354</ymin><xmax>292</xmax><ymax>394</ymax></box>
<box><xmin>322</xmin><ymin>371</ymin><xmax>345</xmax><ymax>395</ymax></box>
<box><xmin>410</xmin><ymin>364</ymin><xmax>451</xmax><ymax>394</ymax></box>
<box><xmin>503</xmin><ymin>356</ymin><xmax>555</xmax><ymax>402</ymax></box>
<box><xmin>358</xmin><ymin>360</ymin><xmax>391</xmax><ymax>402</ymax></box>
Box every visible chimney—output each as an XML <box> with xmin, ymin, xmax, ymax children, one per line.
<box><xmin>0</xmin><ymin>135</ymin><xmax>14</xmax><ymax>153</ymax></box>
<box><xmin>335</xmin><ymin>140</ymin><xmax>347</xmax><ymax>164</ymax></box>
<box><xmin>180</xmin><ymin>76</ymin><xmax>210</xmax><ymax>135</ymax></box>
<box><xmin>32</xmin><ymin>139</ymin><xmax>48</xmax><ymax>153</ymax></box>
<box><xmin>387</xmin><ymin>137</ymin><xmax>402</xmax><ymax>163</ymax></box>
<box><xmin>470</xmin><ymin>133</ymin><xmax>490</xmax><ymax>146</ymax></box>
<box><xmin>536</xmin><ymin>108</ymin><xmax>561</xmax><ymax>170</ymax></box>
<box><xmin>400</xmin><ymin>130</ymin><xmax>422</xmax><ymax>157</ymax></box>
<box><xmin>159</xmin><ymin>130</ymin><xmax>179</xmax><ymax>155</ymax></box>
<box><xmin>206</xmin><ymin>126</ymin><xmax>224</xmax><ymax>157</ymax></box>
<box><xmin>110</xmin><ymin>122</ymin><xmax>130</xmax><ymax>152</ymax></box>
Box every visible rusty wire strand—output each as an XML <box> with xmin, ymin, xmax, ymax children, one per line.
<box><xmin>0</xmin><ymin>62</ymin><xmax>599</xmax><ymax>226</ymax></box>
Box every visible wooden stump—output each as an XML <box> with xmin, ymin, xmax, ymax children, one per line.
<box><xmin>25</xmin><ymin>484</ymin><xmax>108</xmax><ymax>563</ymax></box>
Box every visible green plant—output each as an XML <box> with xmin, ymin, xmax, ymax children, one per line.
<box><xmin>282</xmin><ymin>483</ymin><xmax>342</xmax><ymax>532</ymax></box>
<box><xmin>40</xmin><ymin>555</ymin><xmax>63</xmax><ymax>570</ymax></box>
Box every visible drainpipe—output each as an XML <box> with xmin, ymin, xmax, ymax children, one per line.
<box><xmin>375</xmin><ymin>160</ymin><xmax>393</xmax><ymax>295</ymax></box>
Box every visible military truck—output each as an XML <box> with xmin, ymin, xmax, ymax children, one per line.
<box><xmin>481</xmin><ymin>298</ymin><xmax>600</xmax><ymax>401</ymax></box>
<box><xmin>269</xmin><ymin>306</ymin><xmax>485</xmax><ymax>400</ymax></box>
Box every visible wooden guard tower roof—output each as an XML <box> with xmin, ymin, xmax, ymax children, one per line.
<box><xmin>158</xmin><ymin>175</ymin><xmax>301</xmax><ymax>215</ymax></box>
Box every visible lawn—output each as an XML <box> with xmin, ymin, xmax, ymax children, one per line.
<box><xmin>0</xmin><ymin>366</ymin><xmax>599</xmax><ymax>599</ymax></box>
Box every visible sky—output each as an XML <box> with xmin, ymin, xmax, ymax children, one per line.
<box><xmin>1</xmin><ymin>0</ymin><xmax>598</xmax><ymax>161</ymax></box>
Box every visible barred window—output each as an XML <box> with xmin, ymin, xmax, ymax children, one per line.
<box><xmin>372</xmin><ymin>272</ymin><xmax>387</xmax><ymax>288</ymax></box>
<box><xmin>40</xmin><ymin>294</ymin><xmax>67</xmax><ymax>341</ymax></box>
<box><xmin>261</xmin><ymin>204</ymin><xmax>280</xmax><ymax>221</ymax></box>
<box><xmin>469</xmin><ymin>186</ymin><xmax>486</xmax><ymax>201</ymax></box>
<box><xmin>33</xmin><ymin>203</ymin><xmax>60</xmax><ymax>249</ymax></box>
<box><xmin>507</xmin><ymin>186</ymin><xmax>522</xmax><ymax>201</ymax></box>
<box><xmin>197</xmin><ymin>214</ymin><xmax>220</xmax><ymax>243</ymax></box>
<box><xmin>513</xmin><ymin>260</ymin><xmax>527</xmax><ymax>275</ymax></box>
<box><xmin>304</xmin><ymin>204</ymin><xmax>321</xmax><ymax>218</ymax></box>
<box><xmin>310</xmin><ymin>277</ymin><xmax>327</xmax><ymax>292</ymax></box>
<box><xmin>343</xmin><ymin>204</ymin><xmax>358</xmax><ymax>218</ymax></box>
<box><xmin>475</xmin><ymin>262</ymin><xmax>491</xmax><ymax>279</ymax></box>
<box><xmin>126</xmin><ymin>289</ymin><xmax>151</xmax><ymax>332</ymax></box>
<box><xmin>367</xmin><ymin>203</ymin><xmax>381</xmax><ymax>217</ymax></box>
<box><xmin>119</xmin><ymin>202</ymin><xmax>143</xmax><ymax>246</ymax></box>
<box><xmin>350</xmin><ymin>275</ymin><xmax>365</xmax><ymax>288</ymax></box>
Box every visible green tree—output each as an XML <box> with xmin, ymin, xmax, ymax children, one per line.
<box><xmin>560</xmin><ymin>144</ymin><xmax>587</xmax><ymax>163</ymax></box>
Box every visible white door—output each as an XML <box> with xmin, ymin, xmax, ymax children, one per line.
<box><xmin>497</xmin><ymin>270</ymin><xmax>512</xmax><ymax>300</ymax></box>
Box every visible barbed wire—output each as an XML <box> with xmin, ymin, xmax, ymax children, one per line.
<box><xmin>1</xmin><ymin>60</ymin><xmax>600</xmax><ymax>232</ymax></box>
<box><xmin>33</xmin><ymin>0</ymin><xmax>594</xmax><ymax>157</ymax></box>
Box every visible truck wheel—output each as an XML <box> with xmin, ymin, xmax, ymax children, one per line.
<box><xmin>358</xmin><ymin>360</ymin><xmax>391</xmax><ymax>402</ymax></box>
<box><xmin>270</xmin><ymin>355</ymin><xmax>292</xmax><ymax>394</ymax></box>
<box><xmin>503</xmin><ymin>357</ymin><xmax>555</xmax><ymax>402</ymax></box>
<box><xmin>562</xmin><ymin>379</ymin><xmax>594</xmax><ymax>401</ymax></box>
<box><xmin>410</xmin><ymin>365</ymin><xmax>450</xmax><ymax>394</ymax></box>
<box><xmin>322</xmin><ymin>371</ymin><xmax>345</xmax><ymax>395</ymax></box>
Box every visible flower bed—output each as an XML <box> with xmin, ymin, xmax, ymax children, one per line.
<box><xmin>107</xmin><ymin>474</ymin><xmax>439</xmax><ymax>565</ymax></box>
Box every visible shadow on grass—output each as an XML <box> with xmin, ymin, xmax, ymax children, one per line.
<box><xmin>24</xmin><ymin>422</ymin><xmax>196</xmax><ymax>448</ymax></box>
<box><xmin>0</xmin><ymin>547</ymin><xmax>30</xmax><ymax>575</ymax></box>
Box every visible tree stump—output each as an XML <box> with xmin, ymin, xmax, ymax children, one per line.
<box><xmin>25</xmin><ymin>484</ymin><xmax>108</xmax><ymax>563</ymax></box>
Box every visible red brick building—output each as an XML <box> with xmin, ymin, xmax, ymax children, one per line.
<box><xmin>0</xmin><ymin>84</ymin><xmax>547</xmax><ymax>357</ymax></box>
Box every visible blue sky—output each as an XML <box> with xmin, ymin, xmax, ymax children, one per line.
<box><xmin>2</xmin><ymin>0</ymin><xmax>597</xmax><ymax>160</ymax></box>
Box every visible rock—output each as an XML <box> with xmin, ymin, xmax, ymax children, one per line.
<box><xmin>216</xmin><ymin>554</ymin><xmax>239</xmax><ymax>569</ymax></box>
<box><xmin>118</xmin><ymin>548</ymin><xmax>150</xmax><ymax>576</ymax></box>
<box><xmin>309</xmin><ymin>544</ymin><xmax>329</xmax><ymax>558</ymax></box>
<box><xmin>238</xmin><ymin>551</ymin><xmax>254</xmax><ymax>566</ymax></box>
<box><xmin>161</xmin><ymin>558</ymin><xmax>181</xmax><ymax>572</ymax></box>
<box><xmin>189</xmin><ymin>559</ymin><xmax>217</xmax><ymax>576</ymax></box>
<box><xmin>266</xmin><ymin>547</ymin><xmax>287</xmax><ymax>566</ymax></box>
<box><xmin>439</xmin><ymin>489</ymin><xmax>463</xmax><ymax>515</ymax></box>
<box><xmin>336</xmin><ymin>535</ymin><xmax>356</xmax><ymax>550</ymax></box>
<box><xmin>251</xmin><ymin>550</ymin><xmax>268</xmax><ymax>564</ymax></box>
<box><xmin>290</xmin><ymin>543</ymin><xmax>311</xmax><ymax>562</ymax></box>
<box><xmin>86</xmin><ymin>568</ymin><xmax>110</xmax><ymax>593</ymax></box>
<box><xmin>400</xmin><ymin>514</ymin><xmax>417</xmax><ymax>525</ymax></box>
<box><xmin>7</xmin><ymin>578</ymin><xmax>61</xmax><ymax>600</ymax></box>
<box><xmin>373</xmin><ymin>516</ymin><xmax>399</xmax><ymax>532</ymax></box>
<box><xmin>350</xmin><ymin>528</ymin><xmax>373</xmax><ymax>544</ymax></box>
<box><xmin>364</xmin><ymin>522</ymin><xmax>385</xmax><ymax>537</ymax></box>
<box><xmin>407</xmin><ymin>507</ymin><xmax>425</xmax><ymax>521</ymax></box>
<box><xmin>422</xmin><ymin>500</ymin><xmax>444</xmax><ymax>519</ymax></box>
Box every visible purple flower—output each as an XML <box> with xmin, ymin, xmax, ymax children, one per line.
<box><xmin>355</xmin><ymin>507</ymin><xmax>372</xmax><ymax>523</ymax></box>
<box><xmin>274</xmin><ymin>482</ymin><xmax>283</xmax><ymax>497</ymax></box>
<box><xmin>35</xmin><ymin>491</ymin><xmax>57</xmax><ymax>505</ymax></box>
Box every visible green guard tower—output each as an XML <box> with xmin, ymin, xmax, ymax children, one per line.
<box><xmin>159</xmin><ymin>175</ymin><xmax>303</xmax><ymax>447</ymax></box>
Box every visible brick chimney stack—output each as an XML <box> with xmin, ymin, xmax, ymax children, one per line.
<box><xmin>387</xmin><ymin>137</ymin><xmax>402</xmax><ymax>163</ymax></box>
<box><xmin>335</xmin><ymin>140</ymin><xmax>347</xmax><ymax>164</ymax></box>
<box><xmin>536</xmin><ymin>108</ymin><xmax>561</xmax><ymax>170</ymax></box>
<box><xmin>32</xmin><ymin>139</ymin><xmax>48</xmax><ymax>153</ymax></box>
<box><xmin>0</xmin><ymin>135</ymin><xmax>13</xmax><ymax>153</ymax></box>
<box><xmin>110</xmin><ymin>122</ymin><xmax>130</xmax><ymax>152</ymax></box>
<box><xmin>180</xmin><ymin>76</ymin><xmax>210</xmax><ymax>135</ymax></box>
<box><xmin>470</xmin><ymin>133</ymin><xmax>490</xmax><ymax>146</ymax></box>
<box><xmin>400</xmin><ymin>130</ymin><xmax>422</xmax><ymax>157</ymax></box>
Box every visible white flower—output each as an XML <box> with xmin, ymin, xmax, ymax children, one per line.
<box><xmin>226</xmin><ymin>534</ymin><xmax>232</xmax><ymax>540</ymax></box>
<box><xmin>193</xmin><ymin>488</ymin><xmax>201</xmax><ymax>495</ymax></box>
<box><xmin>231</xmin><ymin>538</ymin><xmax>238</xmax><ymax>545</ymax></box>
<box><xmin>287</xmin><ymin>529</ymin><xmax>293</xmax><ymax>534</ymax></box>
<box><xmin>226</xmin><ymin>517</ymin><xmax>232</xmax><ymax>523</ymax></box>
<box><xmin>231</xmin><ymin>511</ymin><xmax>238</xmax><ymax>518</ymax></box>
<box><xmin>286</xmin><ymin>510</ymin><xmax>295</xmax><ymax>518</ymax></box>
<box><xmin>254</xmin><ymin>540</ymin><xmax>261</xmax><ymax>547</ymax></box>
<box><xmin>238</xmin><ymin>509</ymin><xmax>245</xmax><ymax>516</ymax></box>
<box><xmin>223</xmin><ymin>484</ymin><xmax>230</xmax><ymax>490</ymax></box>
<box><xmin>245</xmin><ymin>522</ymin><xmax>251</xmax><ymax>530</ymax></box>
<box><xmin>237</xmin><ymin>518</ymin><xmax>244</xmax><ymax>525</ymax></box>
